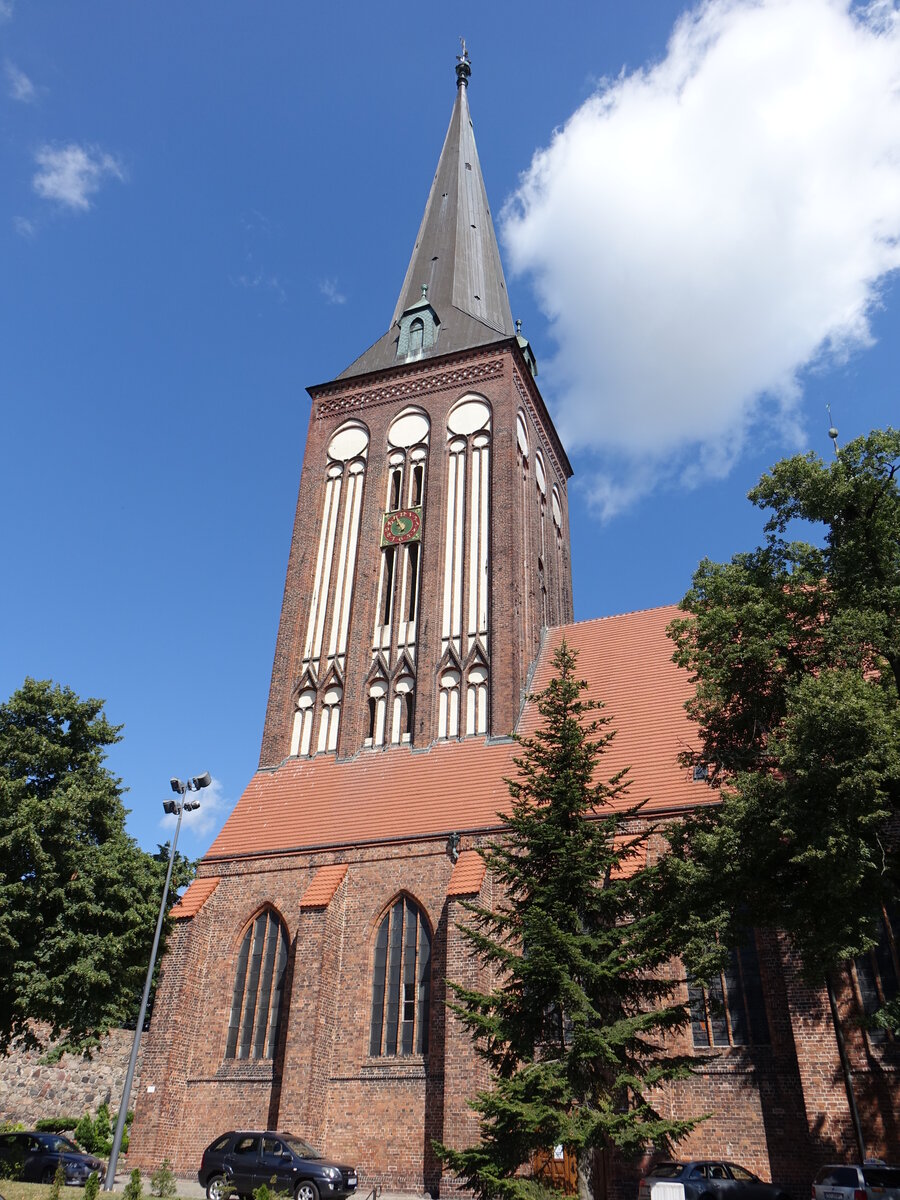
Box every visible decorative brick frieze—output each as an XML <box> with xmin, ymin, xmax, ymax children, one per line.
<box><xmin>314</xmin><ymin>354</ymin><xmax>505</xmax><ymax>419</ymax></box>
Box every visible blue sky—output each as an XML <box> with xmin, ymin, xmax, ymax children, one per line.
<box><xmin>2</xmin><ymin>0</ymin><xmax>898</xmax><ymax>858</ymax></box>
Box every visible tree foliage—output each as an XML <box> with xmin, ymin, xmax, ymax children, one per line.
<box><xmin>435</xmin><ymin>644</ymin><xmax>696</xmax><ymax>1200</ymax></box>
<box><xmin>0</xmin><ymin>678</ymin><xmax>194</xmax><ymax>1053</ymax></box>
<box><xmin>659</xmin><ymin>428</ymin><xmax>900</xmax><ymax>994</ymax></box>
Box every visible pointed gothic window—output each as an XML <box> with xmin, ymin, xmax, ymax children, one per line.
<box><xmin>369</xmin><ymin>896</ymin><xmax>431</xmax><ymax>1056</ymax></box>
<box><xmin>409</xmin><ymin>319</ymin><xmax>424</xmax><ymax>354</ymax></box>
<box><xmin>687</xmin><ymin>933</ymin><xmax>769</xmax><ymax>1048</ymax></box>
<box><xmin>225</xmin><ymin>909</ymin><xmax>289</xmax><ymax>1061</ymax></box>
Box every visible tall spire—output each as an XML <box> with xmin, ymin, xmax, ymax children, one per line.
<box><xmin>340</xmin><ymin>47</ymin><xmax>515</xmax><ymax>379</ymax></box>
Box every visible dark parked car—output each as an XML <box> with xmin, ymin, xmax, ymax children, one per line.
<box><xmin>199</xmin><ymin>1131</ymin><xmax>358</xmax><ymax>1200</ymax></box>
<box><xmin>812</xmin><ymin>1164</ymin><xmax>900</xmax><ymax>1200</ymax></box>
<box><xmin>639</xmin><ymin>1161</ymin><xmax>792</xmax><ymax>1200</ymax></box>
<box><xmin>0</xmin><ymin>1131</ymin><xmax>105</xmax><ymax>1186</ymax></box>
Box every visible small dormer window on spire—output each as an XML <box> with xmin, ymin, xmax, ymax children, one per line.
<box><xmin>397</xmin><ymin>286</ymin><xmax>440</xmax><ymax>362</ymax></box>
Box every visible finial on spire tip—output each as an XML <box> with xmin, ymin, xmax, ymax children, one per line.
<box><xmin>826</xmin><ymin>404</ymin><xmax>840</xmax><ymax>455</ymax></box>
<box><xmin>421</xmin><ymin>284</ymin><xmax>428</xmax><ymax>299</ymax></box>
<box><xmin>515</xmin><ymin>319</ymin><xmax>522</xmax><ymax>336</ymax></box>
<box><xmin>456</xmin><ymin>37</ymin><xmax>471</xmax><ymax>88</ymax></box>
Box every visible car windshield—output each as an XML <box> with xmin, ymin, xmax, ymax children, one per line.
<box><xmin>41</xmin><ymin>1137</ymin><xmax>78</xmax><ymax>1154</ymax></box>
<box><xmin>282</xmin><ymin>1137</ymin><xmax>320</xmax><ymax>1160</ymax></box>
<box><xmin>863</xmin><ymin>1169</ymin><xmax>900</xmax><ymax>1189</ymax></box>
<box><xmin>648</xmin><ymin>1165</ymin><xmax>686</xmax><ymax>1178</ymax></box>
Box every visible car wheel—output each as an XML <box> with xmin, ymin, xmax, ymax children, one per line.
<box><xmin>42</xmin><ymin>1167</ymin><xmax>58</xmax><ymax>1185</ymax></box>
<box><xmin>207</xmin><ymin>1175</ymin><xmax>231</xmax><ymax>1200</ymax></box>
<box><xmin>295</xmin><ymin>1182</ymin><xmax>320</xmax><ymax>1200</ymax></box>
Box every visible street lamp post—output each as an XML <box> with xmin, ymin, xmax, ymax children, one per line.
<box><xmin>103</xmin><ymin>772</ymin><xmax>212</xmax><ymax>1191</ymax></box>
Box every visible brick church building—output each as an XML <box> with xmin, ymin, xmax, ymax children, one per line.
<box><xmin>128</xmin><ymin>51</ymin><xmax>899</xmax><ymax>1198</ymax></box>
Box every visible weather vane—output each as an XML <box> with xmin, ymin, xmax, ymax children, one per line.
<box><xmin>456</xmin><ymin>37</ymin><xmax>471</xmax><ymax>88</ymax></box>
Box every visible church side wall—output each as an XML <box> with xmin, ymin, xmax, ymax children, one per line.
<box><xmin>129</xmin><ymin>837</ymin><xmax>899</xmax><ymax>1194</ymax></box>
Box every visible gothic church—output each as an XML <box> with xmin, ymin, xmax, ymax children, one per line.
<box><xmin>129</xmin><ymin>52</ymin><xmax>899</xmax><ymax>1198</ymax></box>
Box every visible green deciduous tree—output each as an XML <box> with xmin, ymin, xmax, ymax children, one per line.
<box><xmin>0</xmin><ymin>678</ymin><xmax>194</xmax><ymax>1054</ymax></box>
<box><xmin>659</xmin><ymin>428</ymin><xmax>899</xmax><ymax>1011</ymax></box>
<box><xmin>435</xmin><ymin>644</ymin><xmax>696</xmax><ymax>1200</ymax></box>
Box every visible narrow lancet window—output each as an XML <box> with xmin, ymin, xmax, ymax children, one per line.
<box><xmin>369</xmin><ymin>896</ymin><xmax>431</xmax><ymax>1056</ymax></box>
<box><xmin>225</xmin><ymin>910</ymin><xmax>289</xmax><ymax>1061</ymax></box>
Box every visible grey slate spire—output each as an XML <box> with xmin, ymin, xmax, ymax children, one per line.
<box><xmin>340</xmin><ymin>49</ymin><xmax>516</xmax><ymax>379</ymax></box>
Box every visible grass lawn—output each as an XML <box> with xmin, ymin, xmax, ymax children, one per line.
<box><xmin>0</xmin><ymin>1186</ymin><xmax>129</xmax><ymax>1200</ymax></box>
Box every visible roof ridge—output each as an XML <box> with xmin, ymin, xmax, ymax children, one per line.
<box><xmin>547</xmin><ymin>603</ymin><xmax>684</xmax><ymax>631</ymax></box>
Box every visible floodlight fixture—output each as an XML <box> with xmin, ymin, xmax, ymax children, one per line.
<box><xmin>106</xmin><ymin>767</ymin><xmax>212</xmax><ymax>1190</ymax></box>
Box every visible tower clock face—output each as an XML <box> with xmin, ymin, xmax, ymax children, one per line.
<box><xmin>381</xmin><ymin>507</ymin><xmax>422</xmax><ymax>546</ymax></box>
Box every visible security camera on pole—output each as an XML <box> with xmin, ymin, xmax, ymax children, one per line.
<box><xmin>103</xmin><ymin>772</ymin><xmax>212</xmax><ymax>1191</ymax></box>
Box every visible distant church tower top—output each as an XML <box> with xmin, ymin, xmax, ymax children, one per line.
<box><xmin>340</xmin><ymin>44</ymin><xmax>516</xmax><ymax>379</ymax></box>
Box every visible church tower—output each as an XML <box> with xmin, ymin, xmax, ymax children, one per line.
<box><xmin>260</xmin><ymin>48</ymin><xmax>573</xmax><ymax>767</ymax></box>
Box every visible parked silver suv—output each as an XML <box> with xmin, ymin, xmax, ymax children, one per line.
<box><xmin>812</xmin><ymin>1164</ymin><xmax>900</xmax><ymax>1200</ymax></box>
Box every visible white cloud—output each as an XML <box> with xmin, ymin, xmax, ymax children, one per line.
<box><xmin>0</xmin><ymin>1</ymin><xmax>13</xmax><ymax>23</ymax></box>
<box><xmin>32</xmin><ymin>143</ymin><xmax>125</xmax><ymax>212</ymax></box>
<box><xmin>502</xmin><ymin>0</ymin><xmax>900</xmax><ymax>517</ymax></box>
<box><xmin>159</xmin><ymin>776</ymin><xmax>229</xmax><ymax>841</ymax></box>
<box><xmin>5</xmin><ymin>61</ymin><xmax>35</xmax><ymax>102</ymax></box>
<box><xmin>13</xmin><ymin>215</ymin><xmax>35</xmax><ymax>238</ymax></box>
<box><xmin>320</xmin><ymin>277</ymin><xmax>346</xmax><ymax>305</ymax></box>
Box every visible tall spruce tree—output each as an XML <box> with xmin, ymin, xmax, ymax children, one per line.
<box><xmin>436</xmin><ymin>643</ymin><xmax>696</xmax><ymax>1200</ymax></box>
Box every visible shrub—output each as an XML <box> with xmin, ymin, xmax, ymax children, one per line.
<box><xmin>49</xmin><ymin>1161</ymin><xmax>66</xmax><ymax>1200</ymax></box>
<box><xmin>74</xmin><ymin>1103</ymin><xmax>132</xmax><ymax>1156</ymax></box>
<box><xmin>85</xmin><ymin>1172</ymin><xmax>101</xmax><ymax>1200</ymax></box>
<box><xmin>35</xmin><ymin>1118</ymin><xmax>79</xmax><ymax>1133</ymax></box>
<box><xmin>123</xmin><ymin>1167</ymin><xmax>144</xmax><ymax>1200</ymax></box>
<box><xmin>150</xmin><ymin>1158</ymin><xmax>178</xmax><ymax>1198</ymax></box>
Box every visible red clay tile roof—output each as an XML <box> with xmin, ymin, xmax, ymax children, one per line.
<box><xmin>447</xmin><ymin>850</ymin><xmax>487</xmax><ymax>896</ymax></box>
<box><xmin>170</xmin><ymin>875</ymin><xmax>221</xmax><ymax>918</ymax></box>
<box><xmin>299</xmin><ymin>864</ymin><xmax>348</xmax><ymax>908</ymax></box>
<box><xmin>204</xmin><ymin>605</ymin><xmax>702</xmax><ymax>862</ymax></box>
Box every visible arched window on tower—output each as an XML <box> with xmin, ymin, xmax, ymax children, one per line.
<box><xmin>392</xmin><ymin>675</ymin><xmax>414</xmax><ymax>744</ymax></box>
<box><xmin>466</xmin><ymin>663</ymin><xmax>488</xmax><ymax>736</ymax></box>
<box><xmin>225</xmin><ymin>908</ymin><xmax>289</xmax><ymax>1060</ymax></box>
<box><xmin>317</xmin><ymin>685</ymin><xmax>342</xmax><ymax>753</ymax></box>
<box><xmin>438</xmin><ymin>667</ymin><xmax>461</xmax><ymax>738</ymax></box>
<box><xmin>290</xmin><ymin>688</ymin><xmax>317</xmax><ymax>757</ymax></box>
<box><xmin>366</xmin><ymin>679</ymin><xmax>387</xmax><ymax>747</ymax></box>
<box><xmin>369</xmin><ymin>896</ymin><xmax>431</xmax><ymax>1056</ymax></box>
<box><xmin>409</xmin><ymin>318</ymin><xmax>424</xmax><ymax>355</ymax></box>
